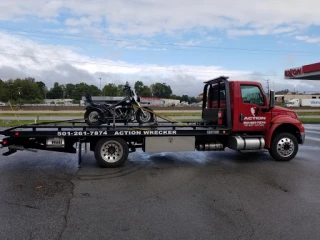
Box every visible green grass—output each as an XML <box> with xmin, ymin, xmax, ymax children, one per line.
<box><xmin>0</xmin><ymin>120</ymin><xmax>86</xmax><ymax>127</ymax></box>
<box><xmin>0</xmin><ymin>111</ymin><xmax>202</xmax><ymax>117</ymax></box>
<box><xmin>178</xmin><ymin>118</ymin><xmax>320</xmax><ymax>124</ymax></box>
<box><xmin>297</xmin><ymin>112</ymin><xmax>320</xmax><ymax>116</ymax></box>
<box><xmin>299</xmin><ymin>118</ymin><xmax>320</xmax><ymax>124</ymax></box>
<box><xmin>1</xmin><ymin>110</ymin><xmax>320</xmax><ymax>118</ymax></box>
<box><xmin>0</xmin><ymin>120</ymin><xmax>53</xmax><ymax>127</ymax></box>
<box><xmin>0</xmin><ymin>113</ymin><xmax>83</xmax><ymax>117</ymax></box>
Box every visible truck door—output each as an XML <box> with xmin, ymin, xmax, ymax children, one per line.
<box><xmin>236</xmin><ymin>84</ymin><xmax>270</xmax><ymax>132</ymax></box>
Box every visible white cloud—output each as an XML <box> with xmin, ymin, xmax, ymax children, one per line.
<box><xmin>0</xmin><ymin>31</ymin><xmax>253</xmax><ymax>96</ymax></box>
<box><xmin>295</xmin><ymin>35</ymin><xmax>320</xmax><ymax>43</ymax></box>
<box><xmin>227</xmin><ymin>26</ymin><xmax>300</xmax><ymax>37</ymax></box>
<box><xmin>1</xmin><ymin>30</ymin><xmax>319</xmax><ymax>96</ymax></box>
<box><xmin>0</xmin><ymin>0</ymin><xmax>318</xmax><ymax>36</ymax></box>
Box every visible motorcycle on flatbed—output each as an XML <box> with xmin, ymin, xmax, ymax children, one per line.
<box><xmin>84</xmin><ymin>82</ymin><xmax>155</xmax><ymax>126</ymax></box>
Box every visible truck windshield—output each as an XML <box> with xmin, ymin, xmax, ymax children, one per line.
<box><xmin>241</xmin><ymin>85</ymin><xmax>265</xmax><ymax>106</ymax></box>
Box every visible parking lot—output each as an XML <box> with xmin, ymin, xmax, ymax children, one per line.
<box><xmin>0</xmin><ymin>124</ymin><xmax>319</xmax><ymax>240</ymax></box>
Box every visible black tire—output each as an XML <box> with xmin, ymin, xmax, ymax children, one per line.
<box><xmin>94</xmin><ymin>138</ymin><xmax>129</xmax><ymax>168</ymax></box>
<box><xmin>269</xmin><ymin>132</ymin><xmax>298</xmax><ymax>161</ymax></box>
<box><xmin>136</xmin><ymin>107</ymin><xmax>154</xmax><ymax>124</ymax></box>
<box><xmin>84</xmin><ymin>110</ymin><xmax>102</xmax><ymax>126</ymax></box>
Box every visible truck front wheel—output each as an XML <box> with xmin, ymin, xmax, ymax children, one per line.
<box><xmin>269</xmin><ymin>133</ymin><xmax>298</xmax><ymax>161</ymax></box>
<box><xmin>94</xmin><ymin>138</ymin><xmax>129</xmax><ymax>168</ymax></box>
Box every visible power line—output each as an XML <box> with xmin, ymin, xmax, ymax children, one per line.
<box><xmin>1</xmin><ymin>26</ymin><xmax>320</xmax><ymax>56</ymax></box>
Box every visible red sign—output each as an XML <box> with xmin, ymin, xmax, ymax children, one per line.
<box><xmin>284</xmin><ymin>68</ymin><xmax>303</xmax><ymax>78</ymax></box>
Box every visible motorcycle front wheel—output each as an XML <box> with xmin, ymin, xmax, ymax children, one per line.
<box><xmin>136</xmin><ymin>107</ymin><xmax>154</xmax><ymax>124</ymax></box>
<box><xmin>84</xmin><ymin>110</ymin><xmax>103</xmax><ymax>126</ymax></box>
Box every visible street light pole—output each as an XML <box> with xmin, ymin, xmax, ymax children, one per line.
<box><xmin>17</xmin><ymin>87</ymin><xmax>22</xmax><ymax>107</ymax></box>
<box><xmin>99</xmin><ymin>78</ymin><xmax>102</xmax><ymax>96</ymax></box>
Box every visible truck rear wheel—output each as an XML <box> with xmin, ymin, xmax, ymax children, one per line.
<box><xmin>94</xmin><ymin>138</ymin><xmax>129</xmax><ymax>168</ymax></box>
<box><xmin>269</xmin><ymin>133</ymin><xmax>298</xmax><ymax>161</ymax></box>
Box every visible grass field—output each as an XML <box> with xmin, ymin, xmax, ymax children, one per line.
<box><xmin>0</xmin><ymin>120</ymin><xmax>62</xmax><ymax>127</ymax></box>
<box><xmin>0</xmin><ymin>112</ymin><xmax>201</xmax><ymax>117</ymax></box>
<box><xmin>1</xmin><ymin>111</ymin><xmax>320</xmax><ymax>117</ymax></box>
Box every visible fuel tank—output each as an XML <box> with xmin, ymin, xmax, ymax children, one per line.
<box><xmin>228</xmin><ymin>136</ymin><xmax>265</xmax><ymax>150</ymax></box>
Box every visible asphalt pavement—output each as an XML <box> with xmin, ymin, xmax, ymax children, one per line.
<box><xmin>0</xmin><ymin>124</ymin><xmax>319</xmax><ymax>240</ymax></box>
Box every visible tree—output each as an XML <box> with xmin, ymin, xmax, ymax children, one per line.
<box><xmin>47</xmin><ymin>82</ymin><xmax>63</xmax><ymax>99</ymax></box>
<box><xmin>170</xmin><ymin>94</ymin><xmax>181</xmax><ymax>100</ymax></box>
<box><xmin>134</xmin><ymin>81</ymin><xmax>144</xmax><ymax>95</ymax></box>
<box><xmin>88</xmin><ymin>85</ymin><xmax>101</xmax><ymax>96</ymax></box>
<box><xmin>102</xmin><ymin>83</ymin><xmax>119</xmax><ymax>96</ymax></box>
<box><xmin>0</xmin><ymin>78</ymin><xmax>43</xmax><ymax>103</ymax></box>
<box><xmin>36</xmin><ymin>81</ymin><xmax>47</xmax><ymax>99</ymax></box>
<box><xmin>189</xmin><ymin>97</ymin><xmax>197</xmax><ymax>103</ymax></box>
<box><xmin>181</xmin><ymin>95</ymin><xmax>189</xmax><ymax>102</ymax></box>
<box><xmin>134</xmin><ymin>81</ymin><xmax>152</xmax><ymax>97</ymax></box>
<box><xmin>117</xmin><ymin>84</ymin><xmax>125</xmax><ymax>96</ymax></box>
<box><xmin>25</xmin><ymin>77</ymin><xmax>35</xmax><ymax>83</ymax></box>
<box><xmin>150</xmin><ymin>82</ymin><xmax>172</xmax><ymax>98</ymax></box>
<box><xmin>65</xmin><ymin>84</ymin><xmax>76</xmax><ymax>98</ymax></box>
<box><xmin>139</xmin><ymin>86</ymin><xmax>152</xmax><ymax>97</ymax></box>
<box><xmin>0</xmin><ymin>80</ymin><xmax>7</xmax><ymax>102</ymax></box>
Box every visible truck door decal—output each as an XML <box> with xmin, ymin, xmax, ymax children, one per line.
<box><xmin>243</xmin><ymin>107</ymin><xmax>266</xmax><ymax>127</ymax></box>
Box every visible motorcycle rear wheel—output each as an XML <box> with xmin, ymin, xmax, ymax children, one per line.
<box><xmin>84</xmin><ymin>110</ymin><xmax>103</xmax><ymax>126</ymax></box>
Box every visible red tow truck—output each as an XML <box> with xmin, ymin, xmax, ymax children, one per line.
<box><xmin>0</xmin><ymin>76</ymin><xmax>305</xmax><ymax>168</ymax></box>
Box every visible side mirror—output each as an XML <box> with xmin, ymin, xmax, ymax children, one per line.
<box><xmin>269</xmin><ymin>90</ymin><xmax>275</xmax><ymax>109</ymax></box>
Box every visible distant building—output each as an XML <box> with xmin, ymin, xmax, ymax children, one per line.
<box><xmin>45</xmin><ymin>99</ymin><xmax>74</xmax><ymax>104</ymax></box>
<box><xmin>160</xmin><ymin>98</ymin><xmax>180</xmax><ymax>106</ymax></box>
<box><xmin>283</xmin><ymin>93</ymin><xmax>320</xmax><ymax>102</ymax></box>
<box><xmin>81</xmin><ymin>96</ymin><xmax>124</xmax><ymax>105</ymax></box>
<box><xmin>275</xmin><ymin>95</ymin><xmax>285</xmax><ymax>103</ymax></box>
<box><xmin>140</xmin><ymin>97</ymin><xmax>164</xmax><ymax>106</ymax></box>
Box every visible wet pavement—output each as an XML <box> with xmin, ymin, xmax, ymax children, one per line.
<box><xmin>0</xmin><ymin>124</ymin><xmax>319</xmax><ymax>240</ymax></box>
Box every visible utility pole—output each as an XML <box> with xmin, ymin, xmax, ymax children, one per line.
<box><xmin>266</xmin><ymin>79</ymin><xmax>270</xmax><ymax>93</ymax></box>
<box><xmin>17</xmin><ymin>87</ymin><xmax>22</xmax><ymax>107</ymax></box>
<box><xmin>99</xmin><ymin>78</ymin><xmax>102</xmax><ymax>96</ymax></box>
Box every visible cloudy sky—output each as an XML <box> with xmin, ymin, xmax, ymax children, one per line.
<box><xmin>0</xmin><ymin>0</ymin><xmax>320</xmax><ymax>96</ymax></box>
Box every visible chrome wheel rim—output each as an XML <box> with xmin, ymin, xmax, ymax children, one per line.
<box><xmin>140</xmin><ymin>111</ymin><xmax>151</xmax><ymax>122</ymax></box>
<box><xmin>277</xmin><ymin>137</ymin><xmax>294</xmax><ymax>158</ymax></box>
<box><xmin>88</xmin><ymin>111</ymin><xmax>99</xmax><ymax>123</ymax></box>
<box><xmin>100</xmin><ymin>141</ymin><xmax>123</xmax><ymax>163</ymax></box>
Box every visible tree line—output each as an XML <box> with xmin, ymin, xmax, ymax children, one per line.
<box><xmin>0</xmin><ymin>78</ymin><xmax>199</xmax><ymax>104</ymax></box>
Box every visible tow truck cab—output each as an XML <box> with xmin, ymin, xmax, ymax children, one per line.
<box><xmin>202</xmin><ymin>76</ymin><xmax>305</xmax><ymax>160</ymax></box>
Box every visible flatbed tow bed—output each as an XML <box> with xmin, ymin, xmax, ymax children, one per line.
<box><xmin>0</xmin><ymin>76</ymin><xmax>305</xmax><ymax>167</ymax></box>
<box><xmin>0</xmin><ymin>120</ymin><xmax>231</xmax><ymax>167</ymax></box>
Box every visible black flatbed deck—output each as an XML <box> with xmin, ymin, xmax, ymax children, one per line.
<box><xmin>0</xmin><ymin>120</ymin><xmax>231</xmax><ymax>137</ymax></box>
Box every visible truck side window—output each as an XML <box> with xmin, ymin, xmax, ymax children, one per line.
<box><xmin>241</xmin><ymin>85</ymin><xmax>265</xmax><ymax>106</ymax></box>
<box><xmin>210</xmin><ymin>85</ymin><xmax>226</xmax><ymax>101</ymax></box>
